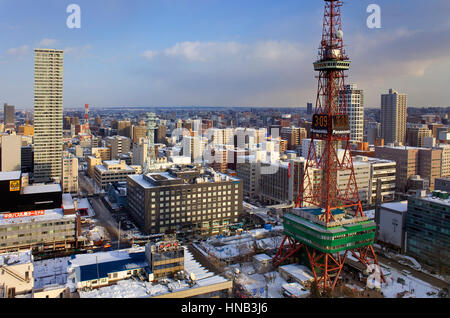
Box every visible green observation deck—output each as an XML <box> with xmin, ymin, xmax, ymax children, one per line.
<box><xmin>283</xmin><ymin>208</ymin><xmax>376</xmax><ymax>254</ymax></box>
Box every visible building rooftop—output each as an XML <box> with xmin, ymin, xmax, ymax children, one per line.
<box><xmin>0</xmin><ymin>171</ymin><xmax>21</xmax><ymax>181</ymax></box>
<box><xmin>0</xmin><ymin>249</ymin><xmax>32</xmax><ymax>267</ymax></box>
<box><xmin>381</xmin><ymin>201</ymin><xmax>408</xmax><ymax>213</ymax></box>
<box><xmin>22</xmin><ymin>183</ymin><xmax>62</xmax><ymax>195</ymax></box>
<box><xmin>0</xmin><ymin>208</ymin><xmax>74</xmax><ymax>226</ymax></box>
<box><xmin>279</xmin><ymin>264</ymin><xmax>314</xmax><ymax>282</ymax></box>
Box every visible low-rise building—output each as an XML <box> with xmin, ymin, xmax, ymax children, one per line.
<box><xmin>0</xmin><ymin>250</ymin><xmax>34</xmax><ymax>297</ymax></box>
<box><xmin>377</xmin><ymin>201</ymin><xmax>408</xmax><ymax>252</ymax></box>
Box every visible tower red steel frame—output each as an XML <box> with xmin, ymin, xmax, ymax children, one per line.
<box><xmin>274</xmin><ymin>0</ymin><xmax>384</xmax><ymax>294</ymax></box>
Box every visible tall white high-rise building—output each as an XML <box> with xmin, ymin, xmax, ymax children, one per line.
<box><xmin>34</xmin><ymin>48</ymin><xmax>64</xmax><ymax>182</ymax></box>
<box><xmin>381</xmin><ymin>88</ymin><xmax>407</xmax><ymax>145</ymax></box>
<box><xmin>340</xmin><ymin>83</ymin><xmax>364</xmax><ymax>142</ymax></box>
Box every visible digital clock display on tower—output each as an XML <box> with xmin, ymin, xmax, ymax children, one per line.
<box><xmin>311</xmin><ymin>114</ymin><xmax>330</xmax><ymax>135</ymax></box>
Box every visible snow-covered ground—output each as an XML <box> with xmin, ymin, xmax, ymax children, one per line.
<box><xmin>199</xmin><ymin>228</ymin><xmax>283</xmax><ymax>260</ymax></box>
<box><xmin>379</xmin><ymin>265</ymin><xmax>441</xmax><ymax>298</ymax></box>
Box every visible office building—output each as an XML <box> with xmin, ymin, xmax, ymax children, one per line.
<box><xmin>375</xmin><ymin>146</ymin><xmax>442</xmax><ymax>192</ymax></box>
<box><xmin>406</xmin><ymin>124</ymin><xmax>432</xmax><ymax>147</ymax></box>
<box><xmin>62</xmin><ymin>154</ymin><xmax>79</xmax><ymax>194</ymax></box>
<box><xmin>106</xmin><ymin>136</ymin><xmax>131</xmax><ymax>160</ymax></box>
<box><xmin>3</xmin><ymin>103</ymin><xmax>15</xmax><ymax>126</ymax></box>
<box><xmin>406</xmin><ymin>193</ymin><xmax>450</xmax><ymax>271</ymax></box>
<box><xmin>366</xmin><ymin>157</ymin><xmax>397</xmax><ymax>204</ymax></box>
<box><xmin>365</xmin><ymin>121</ymin><xmax>381</xmax><ymax>145</ymax></box>
<box><xmin>259</xmin><ymin>158</ymin><xmax>306</xmax><ymax>205</ymax></box>
<box><xmin>236</xmin><ymin>157</ymin><xmax>261</xmax><ymax>199</ymax></box>
<box><xmin>132</xmin><ymin>138</ymin><xmax>148</xmax><ymax>167</ymax></box>
<box><xmin>307</xmin><ymin>103</ymin><xmax>313</xmax><ymax>115</ymax></box>
<box><xmin>94</xmin><ymin>160</ymin><xmax>137</xmax><ymax>190</ymax></box>
<box><xmin>21</xmin><ymin>146</ymin><xmax>33</xmax><ymax>173</ymax></box>
<box><xmin>281</xmin><ymin>127</ymin><xmax>307</xmax><ymax>151</ymax></box>
<box><xmin>340</xmin><ymin>84</ymin><xmax>364</xmax><ymax>142</ymax></box>
<box><xmin>17</xmin><ymin>125</ymin><xmax>34</xmax><ymax>136</ymax></box>
<box><xmin>91</xmin><ymin>147</ymin><xmax>111</xmax><ymax>162</ymax></box>
<box><xmin>435</xmin><ymin>178</ymin><xmax>450</xmax><ymax>192</ymax></box>
<box><xmin>132</xmin><ymin>125</ymin><xmax>148</xmax><ymax>144</ymax></box>
<box><xmin>33</xmin><ymin>49</ymin><xmax>64</xmax><ymax>183</ymax></box>
<box><xmin>127</xmin><ymin>167</ymin><xmax>243</xmax><ymax>236</ymax></box>
<box><xmin>381</xmin><ymin>89</ymin><xmax>407</xmax><ymax>145</ymax></box>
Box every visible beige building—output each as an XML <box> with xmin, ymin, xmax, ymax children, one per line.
<box><xmin>92</xmin><ymin>147</ymin><xmax>111</xmax><ymax>161</ymax></box>
<box><xmin>132</xmin><ymin>137</ymin><xmax>148</xmax><ymax>167</ymax></box>
<box><xmin>17</xmin><ymin>125</ymin><xmax>34</xmax><ymax>136</ymax></box>
<box><xmin>94</xmin><ymin>160</ymin><xmax>137</xmax><ymax>190</ymax></box>
<box><xmin>86</xmin><ymin>155</ymin><xmax>102</xmax><ymax>178</ymax></box>
<box><xmin>406</xmin><ymin>125</ymin><xmax>432</xmax><ymax>147</ymax></box>
<box><xmin>33</xmin><ymin>49</ymin><xmax>64</xmax><ymax>183</ymax></box>
<box><xmin>354</xmin><ymin>156</ymin><xmax>397</xmax><ymax>204</ymax></box>
<box><xmin>375</xmin><ymin>146</ymin><xmax>442</xmax><ymax>192</ymax></box>
<box><xmin>62</xmin><ymin>153</ymin><xmax>79</xmax><ymax>193</ymax></box>
<box><xmin>106</xmin><ymin>136</ymin><xmax>131</xmax><ymax>160</ymax></box>
<box><xmin>0</xmin><ymin>250</ymin><xmax>34</xmax><ymax>297</ymax></box>
<box><xmin>0</xmin><ymin>135</ymin><xmax>22</xmax><ymax>172</ymax></box>
<box><xmin>439</xmin><ymin>145</ymin><xmax>450</xmax><ymax>178</ymax></box>
<box><xmin>381</xmin><ymin>89</ymin><xmax>407</xmax><ymax>145</ymax></box>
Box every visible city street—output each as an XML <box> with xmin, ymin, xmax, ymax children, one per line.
<box><xmin>89</xmin><ymin>196</ymin><xmax>131</xmax><ymax>249</ymax></box>
<box><xmin>376</xmin><ymin>252</ymin><xmax>449</xmax><ymax>290</ymax></box>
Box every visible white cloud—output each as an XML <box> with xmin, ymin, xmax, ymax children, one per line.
<box><xmin>64</xmin><ymin>45</ymin><xmax>92</xmax><ymax>58</ymax></box>
<box><xmin>142</xmin><ymin>50</ymin><xmax>158</xmax><ymax>60</ymax></box>
<box><xmin>6</xmin><ymin>45</ymin><xmax>29</xmax><ymax>58</ymax></box>
<box><xmin>145</xmin><ymin>40</ymin><xmax>305</xmax><ymax>64</ymax></box>
<box><xmin>38</xmin><ymin>38</ymin><xmax>58</xmax><ymax>47</ymax></box>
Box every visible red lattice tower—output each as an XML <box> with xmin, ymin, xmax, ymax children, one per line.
<box><xmin>273</xmin><ymin>0</ymin><xmax>384</xmax><ymax>295</ymax></box>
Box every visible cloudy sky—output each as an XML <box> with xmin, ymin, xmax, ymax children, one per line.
<box><xmin>0</xmin><ymin>0</ymin><xmax>449</xmax><ymax>109</ymax></box>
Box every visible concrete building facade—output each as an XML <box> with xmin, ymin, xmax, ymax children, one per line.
<box><xmin>381</xmin><ymin>89</ymin><xmax>407</xmax><ymax>145</ymax></box>
<box><xmin>33</xmin><ymin>49</ymin><xmax>64</xmax><ymax>183</ymax></box>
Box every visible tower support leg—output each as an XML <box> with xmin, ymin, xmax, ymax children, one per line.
<box><xmin>272</xmin><ymin>236</ymin><xmax>303</xmax><ymax>267</ymax></box>
<box><xmin>305</xmin><ymin>247</ymin><xmax>348</xmax><ymax>295</ymax></box>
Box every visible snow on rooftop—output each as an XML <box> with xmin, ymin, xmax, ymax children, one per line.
<box><xmin>68</xmin><ymin>246</ymin><xmax>145</xmax><ymax>267</ymax></box>
<box><xmin>62</xmin><ymin>193</ymin><xmax>75</xmax><ymax>210</ymax></box>
<box><xmin>78</xmin><ymin>247</ymin><xmax>231</xmax><ymax>298</ymax></box>
<box><xmin>0</xmin><ymin>250</ymin><xmax>32</xmax><ymax>267</ymax></box>
<box><xmin>22</xmin><ymin>183</ymin><xmax>62</xmax><ymax>195</ymax></box>
<box><xmin>282</xmin><ymin>283</ymin><xmax>309</xmax><ymax>297</ymax></box>
<box><xmin>0</xmin><ymin>208</ymin><xmax>73</xmax><ymax>226</ymax></box>
<box><xmin>253</xmin><ymin>254</ymin><xmax>272</xmax><ymax>262</ymax></box>
<box><xmin>34</xmin><ymin>257</ymin><xmax>71</xmax><ymax>289</ymax></box>
<box><xmin>0</xmin><ymin>171</ymin><xmax>21</xmax><ymax>181</ymax></box>
<box><xmin>279</xmin><ymin>264</ymin><xmax>314</xmax><ymax>282</ymax></box>
<box><xmin>381</xmin><ymin>201</ymin><xmax>408</xmax><ymax>212</ymax></box>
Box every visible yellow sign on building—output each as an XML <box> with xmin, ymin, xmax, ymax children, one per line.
<box><xmin>10</xmin><ymin>180</ymin><xmax>20</xmax><ymax>192</ymax></box>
